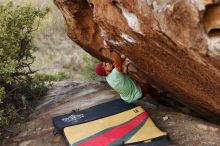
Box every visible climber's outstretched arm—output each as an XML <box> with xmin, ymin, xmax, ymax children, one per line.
<box><xmin>111</xmin><ymin>51</ymin><xmax>122</xmax><ymax>72</ymax></box>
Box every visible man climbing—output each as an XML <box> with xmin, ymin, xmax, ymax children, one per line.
<box><xmin>95</xmin><ymin>50</ymin><xmax>160</xmax><ymax>103</ymax></box>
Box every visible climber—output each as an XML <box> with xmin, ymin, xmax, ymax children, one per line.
<box><xmin>95</xmin><ymin>50</ymin><xmax>160</xmax><ymax>103</ymax></box>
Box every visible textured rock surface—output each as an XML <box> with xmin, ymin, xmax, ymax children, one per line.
<box><xmin>53</xmin><ymin>0</ymin><xmax>220</xmax><ymax>123</ymax></box>
<box><xmin>2</xmin><ymin>81</ymin><xmax>220</xmax><ymax>146</ymax></box>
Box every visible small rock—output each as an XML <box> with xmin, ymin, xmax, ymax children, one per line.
<box><xmin>163</xmin><ymin>116</ymin><xmax>169</xmax><ymax>121</ymax></box>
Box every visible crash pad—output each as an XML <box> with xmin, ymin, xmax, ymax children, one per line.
<box><xmin>53</xmin><ymin>99</ymin><xmax>134</xmax><ymax>134</ymax></box>
<box><xmin>53</xmin><ymin>99</ymin><xmax>172</xmax><ymax>146</ymax></box>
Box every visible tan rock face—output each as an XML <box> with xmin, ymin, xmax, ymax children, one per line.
<box><xmin>54</xmin><ymin>0</ymin><xmax>220</xmax><ymax>123</ymax></box>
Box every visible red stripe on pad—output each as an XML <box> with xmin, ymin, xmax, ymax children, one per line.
<box><xmin>79</xmin><ymin>112</ymin><xmax>148</xmax><ymax>146</ymax></box>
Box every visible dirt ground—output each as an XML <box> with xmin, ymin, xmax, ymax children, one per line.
<box><xmin>2</xmin><ymin>81</ymin><xmax>220</xmax><ymax>146</ymax></box>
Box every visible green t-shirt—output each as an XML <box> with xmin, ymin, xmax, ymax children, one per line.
<box><xmin>106</xmin><ymin>68</ymin><xmax>142</xmax><ymax>103</ymax></box>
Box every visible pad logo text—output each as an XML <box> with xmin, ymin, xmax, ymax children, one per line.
<box><xmin>62</xmin><ymin>114</ymin><xmax>84</xmax><ymax>123</ymax></box>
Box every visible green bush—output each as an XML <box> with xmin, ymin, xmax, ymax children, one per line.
<box><xmin>81</xmin><ymin>54</ymin><xmax>100</xmax><ymax>81</ymax></box>
<box><xmin>0</xmin><ymin>2</ymin><xmax>49</xmax><ymax>139</ymax></box>
<box><xmin>33</xmin><ymin>72</ymin><xmax>69</xmax><ymax>82</ymax></box>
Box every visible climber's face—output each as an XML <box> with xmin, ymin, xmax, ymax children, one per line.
<box><xmin>103</xmin><ymin>62</ymin><xmax>113</xmax><ymax>75</ymax></box>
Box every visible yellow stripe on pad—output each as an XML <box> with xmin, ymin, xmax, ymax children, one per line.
<box><xmin>126</xmin><ymin>117</ymin><xmax>166</xmax><ymax>144</ymax></box>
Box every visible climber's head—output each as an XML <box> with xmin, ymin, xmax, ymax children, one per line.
<box><xmin>96</xmin><ymin>62</ymin><xmax>113</xmax><ymax>76</ymax></box>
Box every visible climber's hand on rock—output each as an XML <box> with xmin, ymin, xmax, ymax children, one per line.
<box><xmin>124</xmin><ymin>57</ymin><xmax>131</xmax><ymax>66</ymax></box>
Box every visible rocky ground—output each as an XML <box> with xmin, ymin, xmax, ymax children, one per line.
<box><xmin>2</xmin><ymin>81</ymin><xmax>220</xmax><ymax>146</ymax></box>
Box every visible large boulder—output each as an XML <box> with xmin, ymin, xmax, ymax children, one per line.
<box><xmin>53</xmin><ymin>0</ymin><xmax>220</xmax><ymax>123</ymax></box>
